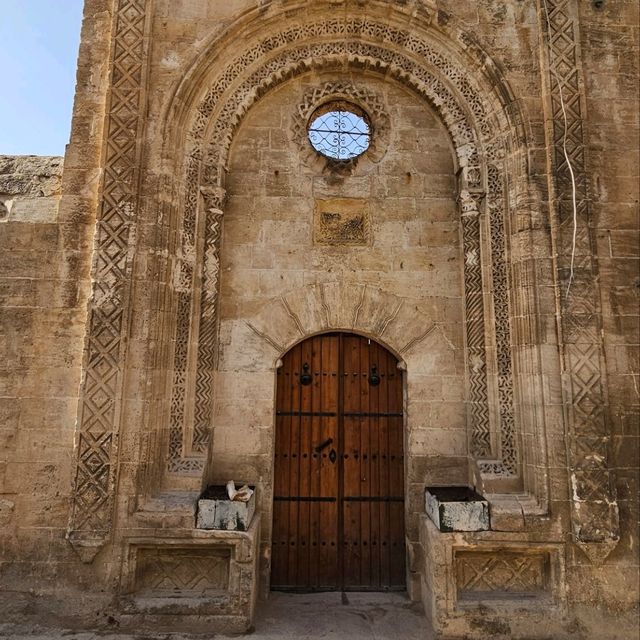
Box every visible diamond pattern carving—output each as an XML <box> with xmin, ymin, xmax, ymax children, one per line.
<box><xmin>456</xmin><ymin>551</ymin><xmax>549</xmax><ymax>595</ymax></box>
<box><xmin>68</xmin><ymin>0</ymin><xmax>150</xmax><ymax>561</ymax></box>
<box><xmin>135</xmin><ymin>548</ymin><xmax>230</xmax><ymax>595</ymax></box>
<box><xmin>540</xmin><ymin>0</ymin><xmax>618</xmax><ymax>548</ymax></box>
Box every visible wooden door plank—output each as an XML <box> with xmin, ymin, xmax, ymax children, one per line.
<box><xmin>308</xmin><ymin>335</ymin><xmax>321</xmax><ymax>588</ymax></box>
<box><xmin>370</xmin><ymin>341</ymin><xmax>383</xmax><ymax>589</ymax></box>
<box><xmin>273</xmin><ymin>333</ymin><xmax>404</xmax><ymax>591</ymax></box>
<box><xmin>341</xmin><ymin>334</ymin><xmax>360</xmax><ymax>588</ymax></box>
<box><xmin>286</xmin><ymin>342</ymin><xmax>301</xmax><ymax>586</ymax></box>
<box><xmin>359</xmin><ymin>338</ymin><xmax>371</xmax><ymax>589</ymax></box>
<box><xmin>321</xmin><ymin>335</ymin><xmax>339</xmax><ymax>587</ymax></box>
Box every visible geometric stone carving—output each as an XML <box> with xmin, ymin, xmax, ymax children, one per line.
<box><xmin>460</xmin><ymin>191</ymin><xmax>492</xmax><ymax>459</ymax></box>
<box><xmin>455</xmin><ymin>550</ymin><xmax>550</xmax><ymax>597</ymax></box>
<box><xmin>172</xmin><ymin>17</ymin><xmax>520</xmax><ymax>480</ymax></box>
<box><xmin>167</xmin><ymin>186</ymin><xmax>226</xmax><ymax>473</ymax></box>
<box><xmin>421</xmin><ymin>516</ymin><xmax>567</xmax><ymax>634</ymax></box>
<box><xmin>478</xmin><ymin>163</ymin><xmax>518</xmax><ymax>477</ymax></box>
<box><xmin>120</xmin><ymin>520</ymin><xmax>261</xmax><ymax>633</ymax></box>
<box><xmin>539</xmin><ymin>0</ymin><xmax>619</xmax><ymax>553</ymax></box>
<box><xmin>135</xmin><ymin>548</ymin><xmax>230</xmax><ymax>595</ymax></box>
<box><xmin>67</xmin><ymin>0</ymin><xmax>151</xmax><ymax>562</ymax></box>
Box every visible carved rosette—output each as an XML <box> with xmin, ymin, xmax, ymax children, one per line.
<box><xmin>68</xmin><ymin>0</ymin><xmax>151</xmax><ymax>562</ymax></box>
<box><xmin>539</xmin><ymin>0</ymin><xmax>619</xmax><ymax>558</ymax></box>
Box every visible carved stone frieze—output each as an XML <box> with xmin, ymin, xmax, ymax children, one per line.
<box><xmin>167</xmin><ymin>186</ymin><xmax>226</xmax><ymax>473</ymax></box>
<box><xmin>67</xmin><ymin>0</ymin><xmax>151</xmax><ymax>561</ymax></box>
<box><xmin>538</xmin><ymin>0</ymin><xmax>619</xmax><ymax>556</ymax></box>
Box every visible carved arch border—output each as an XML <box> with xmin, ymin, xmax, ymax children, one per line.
<box><xmin>160</xmin><ymin>8</ymin><xmax>536</xmax><ymax>487</ymax></box>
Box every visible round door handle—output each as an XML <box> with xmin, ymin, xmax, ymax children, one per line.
<box><xmin>329</xmin><ymin>449</ymin><xmax>337</xmax><ymax>464</ymax></box>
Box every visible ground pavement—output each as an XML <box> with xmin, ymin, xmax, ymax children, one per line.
<box><xmin>0</xmin><ymin>592</ymin><xmax>433</xmax><ymax>640</ymax></box>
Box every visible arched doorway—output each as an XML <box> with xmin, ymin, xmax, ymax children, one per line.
<box><xmin>271</xmin><ymin>333</ymin><xmax>405</xmax><ymax>592</ymax></box>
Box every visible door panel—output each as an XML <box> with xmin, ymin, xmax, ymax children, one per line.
<box><xmin>272</xmin><ymin>333</ymin><xmax>404</xmax><ymax>591</ymax></box>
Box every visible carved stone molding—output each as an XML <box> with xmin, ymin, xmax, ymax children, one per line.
<box><xmin>167</xmin><ymin>17</ymin><xmax>521</xmax><ymax>478</ymax></box>
<box><xmin>538</xmin><ymin>0</ymin><xmax>619</xmax><ymax>556</ymax></box>
<box><xmin>459</xmin><ymin>190</ymin><xmax>491</xmax><ymax>460</ymax></box>
<box><xmin>246</xmin><ymin>282</ymin><xmax>438</xmax><ymax>361</ymax></box>
<box><xmin>67</xmin><ymin>0</ymin><xmax>152</xmax><ymax>561</ymax></box>
<box><xmin>167</xmin><ymin>186</ymin><xmax>226</xmax><ymax>473</ymax></box>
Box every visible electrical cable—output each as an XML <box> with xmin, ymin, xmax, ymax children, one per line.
<box><xmin>541</xmin><ymin>0</ymin><xmax>579</xmax><ymax>297</ymax></box>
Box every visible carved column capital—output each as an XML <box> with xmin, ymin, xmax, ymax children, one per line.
<box><xmin>200</xmin><ymin>185</ymin><xmax>227</xmax><ymax>213</ymax></box>
<box><xmin>458</xmin><ymin>189</ymin><xmax>485</xmax><ymax>216</ymax></box>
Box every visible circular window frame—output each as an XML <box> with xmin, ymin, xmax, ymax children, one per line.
<box><xmin>292</xmin><ymin>82</ymin><xmax>391</xmax><ymax>171</ymax></box>
<box><xmin>307</xmin><ymin>100</ymin><xmax>372</xmax><ymax>161</ymax></box>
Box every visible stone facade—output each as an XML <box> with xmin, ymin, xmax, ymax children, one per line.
<box><xmin>0</xmin><ymin>1</ymin><xmax>637</xmax><ymax>638</ymax></box>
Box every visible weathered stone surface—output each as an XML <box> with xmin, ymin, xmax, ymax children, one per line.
<box><xmin>425</xmin><ymin>487</ymin><xmax>489</xmax><ymax>532</ymax></box>
<box><xmin>0</xmin><ymin>0</ymin><xmax>637</xmax><ymax>638</ymax></box>
<box><xmin>197</xmin><ymin>488</ymin><xmax>256</xmax><ymax>531</ymax></box>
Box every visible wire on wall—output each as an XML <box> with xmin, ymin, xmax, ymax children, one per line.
<box><xmin>541</xmin><ymin>0</ymin><xmax>579</xmax><ymax>297</ymax></box>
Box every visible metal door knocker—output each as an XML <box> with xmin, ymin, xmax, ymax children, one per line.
<box><xmin>300</xmin><ymin>362</ymin><xmax>312</xmax><ymax>386</ymax></box>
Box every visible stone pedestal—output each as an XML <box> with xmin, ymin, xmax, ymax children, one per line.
<box><xmin>419</xmin><ymin>516</ymin><xmax>567</xmax><ymax>639</ymax></box>
<box><xmin>119</xmin><ymin>515</ymin><xmax>260</xmax><ymax>634</ymax></box>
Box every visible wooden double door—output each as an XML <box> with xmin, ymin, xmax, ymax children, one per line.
<box><xmin>271</xmin><ymin>333</ymin><xmax>405</xmax><ymax>591</ymax></box>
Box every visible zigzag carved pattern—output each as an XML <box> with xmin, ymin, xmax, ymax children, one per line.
<box><xmin>479</xmin><ymin>164</ymin><xmax>517</xmax><ymax>476</ymax></box>
<box><xmin>192</xmin><ymin>192</ymin><xmax>225</xmax><ymax>453</ymax></box>
<box><xmin>543</xmin><ymin>0</ymin><xmax>618</xmax><ymax>543</ymax></box>
<box><xmin>68</xmin><ymin>0</ymin><xmax>149</xmax><ymax>551</ymax></box>
<box><xmin>461</xmin><ymin>205</ymin><xmax>491</xmax><ymax>458</ymax></box>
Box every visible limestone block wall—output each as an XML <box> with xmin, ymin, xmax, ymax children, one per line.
<box><xmin>0</xmin><ymin>0</ymin><xmax>636</xmax><ymax>636</ymax></box>
<box><xmin>0</xmin><ymin>155</ymin><xmax>86</xmax><ymax>596</ymax></box>
<box><xmin>215</xmin><ymin>72</ymin><xmax>465</xmax><ymax>588</ymax></box>
<box><xmin>0</xmin><ymin>0</ymin><xmax>114</xmax><ymax>616</ymax></box>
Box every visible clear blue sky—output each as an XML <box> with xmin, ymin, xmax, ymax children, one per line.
<box><xmin>0</xmin><ymin>1</ymin><xmax>84</xmax><ymax>156</ymax></box>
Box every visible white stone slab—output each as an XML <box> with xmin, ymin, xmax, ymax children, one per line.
<box><xmin>197</xmin><ymin>488</ymin><xmax>256</xmax><ymax>531</ymax></box>
<box><xmin>425</xmin><ymin>486</ymin><xmax>489</xmax><ymax>532</ymax></box>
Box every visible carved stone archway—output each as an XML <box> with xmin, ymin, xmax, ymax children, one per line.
<box><xmin>68</xmin><ymin>1</ymin><xmax>531</xmax><ymax>560</ymax></box>
<box><xmin>67</xmin><ymin>0</ymin><xmax>619</xmax><ymax>570</ymax></box>
<box><xmin>166</xmin><ymin>15</ymin><xmax>523</xmax><ymax>484</ymax></box>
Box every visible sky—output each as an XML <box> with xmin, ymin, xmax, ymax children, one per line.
<box><xmin>0</xmin><ymin>1</ymin><xmax>84</xmax><ymax>156</ymax></box>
